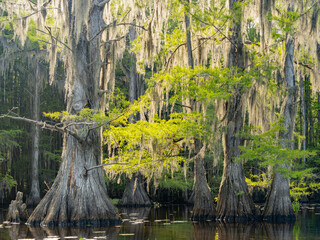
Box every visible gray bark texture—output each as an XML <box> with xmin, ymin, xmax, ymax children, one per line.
<box><xmin>216</xmin><ymin>0</ymin><xmax>257</xmax><ymax>222</ymax></box>
<box><xmin>191</xmin><ymin>145</ymin><xmax>217</xmax><ymax>221</ymax></box>
<box><xmin>26</xmin><ymin>62</ymin><xmax>41</xmax><ymax>207</ymax></box>
<box><xmin>118</xmin><ymin>173</ymin><xmax>152</xmax><ymax>207</ymax></box>
<box><xmin>26</xmin><ymin>0</ymin><xmax>121</xmax><ymax>227</ymax></box>
<box><xmin>263</xmin><ymin>37</ymin><xmax>297</xmax><ymax>222</ymax></box>
<box><xmin>7</xmin><ymin>192</ymin><xmax>28</xmax><ymax>223</ymax></box>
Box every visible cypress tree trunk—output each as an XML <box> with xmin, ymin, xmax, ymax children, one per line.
<box><xmin>216</xmin><ymin>0</ymin><xmax>257</xmax><ymax>222</ymax></box>
<box><xmin>184</xmin><ymin>0</ymin><xmax>216</xmax><ymax>218</ymax></box>
<box><xmin>191</xmin><ymin>145</ymin><xmax>217</xmax><ymax>221</ymax></box>
<box><xmin>118</xmin><ymin>173</ymin><xmax>152</xmax><ymax>207</ymax></box>
<box><xmin>263</xmin><ymin>37</ymin><xmax>297</xmax><ymax>222</ymax></box>
<box><xmin>27</xmin><ymin>0</ymin><xmax>121</xmax><ymax>227</ymax></box>
<box><xmin>26</xmin><ymin>62</ymin><xmax>41</xmax><ymax>207</ymax></box>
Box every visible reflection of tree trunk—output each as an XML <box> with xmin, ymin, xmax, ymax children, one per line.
<box><xmin>191</xmin><ymin>145</ymin><xmax>217</xmax><ymax>221</ymax></box>
<box><xmin>29</xmin><ymin>225</ymin><xmax>120</xmax><ymax>240</ymax></box>
<box><xmin>119</xmin><ymin>207</ymin><xmax>151</xmax><ymax>240</ymax></box>
<box><xmin>216</xmin><ymin>222</ymin><xmax>255</xmax><ymax>240</ymax></box>
<box><xmin>216</xmin><ymin>0</ymin><xmax>257</xmax><ymax>222</ymax></box>
<box><xmin>26</xmin><ymin>62</ymin><xmax>41</xmax><ymax>207</ymax></box>
<box><xmin>27</xmin><ymin>1</ymin><xmax>120</xmax><ymax>226</ymax></box>
<box><xmin>263</xmin><ymin>37</ymin><xmax>297</xmax><ymax>222</ymax></box>
<box><xmin>119</xmin><ymin>173</ymin><xmax>152</xmax><ymax>206</ymax></box>
<box><xmin>193</xmin><ymin>222</ymin><xmax>217</xmax><ymax>240</ymax></box>
<box><xmin>264</xmin><ymin>223</ymin><xmax>294</xmax><ymax>240</ymax></box>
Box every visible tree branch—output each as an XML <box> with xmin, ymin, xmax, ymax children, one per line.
<box><xmin>299</xmin><ymin>0</ymin><xmax>320</xmax><ymax>19</ymax></box>
<box><xmin>0</xmin><ymin>109</ymin><xmax>82</xmax><ymax>142</ymax></box>
<box><xmin>84</xmin><ymin>162</ymin><xmax>128</xmax><ymax>176</ymax></box>
<box><xmin>89</xmin><ymin>22</ymin><xmax>148</xmax><ymax>42</ymax></box>
<box><xmin>98</xmin><ymin>0</ymin><xmax>111</xmax><ymax>8</ymax></box>
<box><xmin>36</xmin><ymin>28</ymin><xmax>72</xmax><ymax>51</ymax></box>
<box><xmin>165</xmin><ymin>43</ymin><xmax>187</xmax><ymax>70</ymax></box>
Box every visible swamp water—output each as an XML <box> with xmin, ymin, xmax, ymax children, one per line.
<box><xmin>0</xmin><ymin>205</ymin><xmax>320</xmax><ymax>240</ymax></box>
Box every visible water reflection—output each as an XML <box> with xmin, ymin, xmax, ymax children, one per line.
<box><xmin>0</xmin><ymin>205</ymin><xmax>320</xmax><ymax>240</ymax></box>
<box><xmin>192</xmin><ymin>221</ymin><xmax>295</xmax><ymax>240</ymax></box>
<box><xmin>193</xmin><ymin>222</ymin><xmax>217</xmax><ymax>240</ymax></box>
<box><xmin>2</xmin><ymin>224</ymin><xmax>120</xmax><ymax>240</ymax></box>
<box><xmin>118</xmin><ymin>207</ymin><xmax>151</xmax><ymax>239</ymax></box>
<box><xmin>264</xmin><ymin>223</ymin><xmax>294</xmax><ymax>240</ymax></box>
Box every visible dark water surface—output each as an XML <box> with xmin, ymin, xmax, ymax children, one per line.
<box><xmin>1</xmin><ymin>204</ymin><xmax>320</xmax><ymax>239</ymax></box>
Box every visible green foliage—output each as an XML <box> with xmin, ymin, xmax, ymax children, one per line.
<box><xmin>240</xmin><ymin>120</ymin><xmax>315</xmax><ymax>177</ymax></box>
<box><xmin>159</xmin><ymin>170</ymin><xmax>193</xmax><ymax>191</ymax></box>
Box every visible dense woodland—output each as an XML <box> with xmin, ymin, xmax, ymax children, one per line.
<box><xmin>0</xmin><ymin>0</ymin><xmax>320</xmax><ymax>227</ymax></box>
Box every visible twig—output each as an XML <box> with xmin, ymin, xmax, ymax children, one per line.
<box><xmin>299</xmin><ymin>0</ymin><xmax>320</xmax><ymax>19</ymax></box>
<box><xmin>89</xmin><ymin>22</ymin><xmax>147</xmax><ymax>42</ymax></box>
<box><xmin>165</xmin><ymin>43</ymin><xmax>187</xmax><ymax>70</ymax></box>
<box><xmin>36</xmin><ymin>28</ymin><xmax>72</xmax><ymax>51</ymax></box>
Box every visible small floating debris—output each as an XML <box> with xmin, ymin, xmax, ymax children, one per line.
<box><xmin>172</xmin><ymin>221</ymin><xmax>187</xmax><ymax>223</ymax></box>
<box><xmin>154</xmin><ymin>219</ymin><xmax>169</xmax><ymax>222</ymax></box>
<box><xmin>46</xmin><ymin>236</ymin><xmax>59</xmax><ymax>238</ymax></box>
<box><xmin>119</xmin><ymin>233</ymin><xmax>135</xmax><ymax>236</ymax></box>
<box><xmin>163</xmin><ymin>223</ymin><xmax>171</xmax><ymax>225</ymax></box>
<box><xmin>3</xmin><ymin>221</ymin><xmax>10</xmax><ymax>225</ymax></box>
<box><xmin>128</xmin><ymin>213</ymin><xmax>139</xmax><ymax>217</ymax></box>
<box><xmin>0</xmin><ymin>225</ymin><xmax>3</xmax><ymax>228</ymax></box>
<box><xmin>131</xmin><ymin>222</ymin><xmax>143</xmax><ymax>225</ymax></box>
<box><xmin>93</xmin><ymin>236</ymin><xmax>107</xmax><ymax>239</ymax></box>
<box><xmin>18</xmin><ymin>239</ymin><xmax>36</xmax><ymax>240</ymax></box>
<box><xmin>92</xmin><ymin>231</ymin><xmax>105</xmax><ymax>234</ymax></box>
<box><xmin>43</xmin><ymin>238</ymin><xmax>59</xmax><ymax>240</ymax></box>
<box><xmin>122</xmin><ymin>219</ymin><xmax>130</xmax><ymax>222</ymax></box>
<box><xmin>63</xmin><ymin>236</ymin><xmax>78</xmax><ymax>239</ymax></box>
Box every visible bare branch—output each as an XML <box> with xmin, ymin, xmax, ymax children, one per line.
<box><xmin>0</xmin><ymin>109</ymin><xmax>82</xmax><ymax>142</ymax></box>
<box><xmin>299</xmin><ymin>0</ymin><xmax>320</xmax><ymax>19</ymax></box>
<box><xmin>100</xmin><ymin>35</ymin><xmax>126</xmax><ymax>46</ymax></box>
<box><xmin>165</xmin><ymin>43</ymin><xmax>187</xmax><ymax>70</ymax></box>
<box><xmin>36</xmin><ymin>28</ymin><xmax>72</xmax><ymax>51</ymax></box>
<box><xmin>89</xmin><ymin>22</ymin><xmax>147</xmax><ymax>42</ymax></box>
<box><xmin>98</xmin><ymin>0</ymin><xmax>112</xmax><ymax>8</ymax></box>
<box><xmin>84</xmin><ymin>162</ymin><xmax>128</xmax><ymax>176</ymax></box>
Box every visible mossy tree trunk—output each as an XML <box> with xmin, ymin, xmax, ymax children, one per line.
<box><xmin>263</xmin><ymin>37</ymin><xmax>297</xmax><ymax>222</ymax></box>
<box><xmin>191</xmin><ymin>145</ymin><xmax>217</xmax><ymax>221</ymax></box>
<box><xmin>26</xmin><ymin>62</ymin><xmax>41</xmax><ymax>207</ymax></box>
<box><xmin>27</xmin><ymin>0</ymin><xmax>121</xmax><ymax>227</ymax></box>
<box><xmin>216</xmin><ymin>0</ymin><xmax>257</xmax><ymax>222</ymax></box>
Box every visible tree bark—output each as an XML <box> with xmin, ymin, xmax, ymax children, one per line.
<box><xmin>216</xmin><ymin>0</ymin><xmax>257</xmax><ymax>222</ymax></box>
<box><xmin>26</xmin><ymin>0</ymin><xmax>121</xmax><ymax>227</ymax></box>
<box><xmin>300</xmin><ymin>75</ymin><xmax>306</xmax><ymax>163</ymax></box>
<box><xmin>26</xmin><ymin>62</ymin><xmax>41</xmax><ymax>207</ymax></box>
<box><xmin>263</xmin><ymin>37</ymin><xmax>297</xmax><ymax>223</ymax></box>
<box><xmin>191</xmin><ymin>145</ymin><xmax>217</xmax><ymax>221</ymax></box>
<box><xmin>118</xmin><ymin>173</ymin><xmax>152</xmax><ymax>207</ymax></box>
